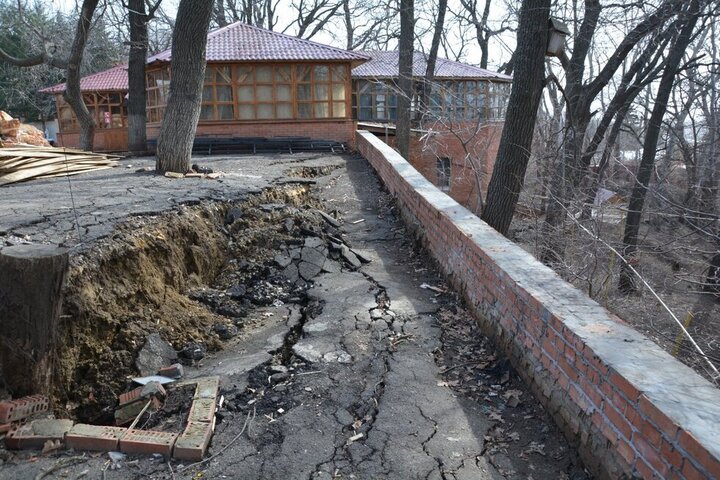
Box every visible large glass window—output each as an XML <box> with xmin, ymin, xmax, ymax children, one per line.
<box><xmin>297</xmin><ymin>65</ymin><xmax>347</xmax><ymax>119</ymax></box>
<box><xmin>354</xmin><ymin>81</ymin><xmax>397</xmax><ymax>121</ymax></box>
<box><xmin>201</xmin><ymin>65</ymin><xmax>234</xmax><ymax>120</ymax></box>
<box><xmin>146</xmin><ymin>67</ymin><xmax>170</xmax><ymax>123</ymax></box>
<box><xmin>56</xmin><ymin>91</ymin><xmax>128</xmax><ymax>132</ymax></box>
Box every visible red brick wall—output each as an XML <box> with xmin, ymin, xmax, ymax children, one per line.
<box><xmin>357</xmin><ymin>130</ymin><xmax>720</xmax><ymax>480</ymax></box>
<box><xmin>370</xmin><ymin>121</ymin><xmax>503</xmax><ymax>213</ymax></box>
<box><xmin>147</xmin><ymin>120</ymin><xmax>356</xmax><ymax>147</ymax></box>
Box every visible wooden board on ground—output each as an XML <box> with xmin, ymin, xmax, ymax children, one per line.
<box><xmin>0</xmin><ymin>146</ymin><xmax>120</xmax><ymax>186</ymax></box>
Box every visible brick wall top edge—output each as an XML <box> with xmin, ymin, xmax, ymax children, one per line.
<box><xmin>356</xmin><ymin>130</ymin><xmax>720</xmax><ymax>461</ymax></box>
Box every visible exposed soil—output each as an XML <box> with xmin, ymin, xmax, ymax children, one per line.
<box><xmin>54</xmin><ymin>183</ymin><xmax>324</xmax><ymax>424</ymax></box>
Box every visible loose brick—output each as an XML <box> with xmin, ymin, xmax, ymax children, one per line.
<box><xmin>120</xmin><ymin>429</ymin><xmax>177</xmax><ymax>457</ymax></box>
<box><xmin>5</xmin><ymin>419</ymin><xmax>73</xmax><ymax>450</ymax></box>
<box><xmin>158</xmin><ymin>363</ymin><xmax>184</xmax><ymax>379</ymax></box>
<box><xmin>0</xmin><ymin>395</ymin><xmax>49</xmax><ymax>423</ymax></box>
<box><xmin>66</xmin><ymin>424</ymin><xmax>127</xmax><ymax>451</ymax></box>
<box><xmin>119</xmin><ymin>387</ymin><xmax>143</xmax><ymax>406</ymax></box>
<box><xmin>173</xmin><ymin>421</ymin><xmax>213</xmax><ymax>462</ymax></box>
<box><xmin>188</xmin><ymin>398</ymin><xmax>216</xmax><ymax>424</ymax></box>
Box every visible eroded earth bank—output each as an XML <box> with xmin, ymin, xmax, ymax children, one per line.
<box><xmin>0</xmin><ymin>154</ymin><xmax>589</xmax><ymax>479</ymax></box>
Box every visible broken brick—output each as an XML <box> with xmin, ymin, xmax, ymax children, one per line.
<box><xmin>118</xmin><ymin>387</ymin><xmax>143</xmax><ymax>406</ymax></box>
<box><xmin>157</xmin><ymin>363</ymin><xmax>184</xmax><ymax>379</ymax></box>
<box><xmin>65</xmin><ymin>424</ymin><xmax>127</xmax><ymax>451</ymax></box>
<box><xmin>5</xmin><ymin>419</ymin><xmax>73</xmax><ymax>450</ymax></box>
<box><xmin>0</xmin><ymin>395</ymin><xmax>49</xmax><ymax>423</ymax></box>
<box><xmin>173</xmin><ymin>421</ymin><xmax>213</xmax><ymax>462</ymax></box>
<box><xmin>119</xmin><ymin>429</ymin><xmax>177</xmax><ymax>457</ymax></box>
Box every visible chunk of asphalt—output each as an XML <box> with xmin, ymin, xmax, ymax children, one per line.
<box><xmin>136</xmin><ymin>333</ymin><xmax>178</xmax><ymax>377</ymax></box>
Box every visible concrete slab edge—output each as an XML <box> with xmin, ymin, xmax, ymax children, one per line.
<box><xmin>356</xmin><ymin>130</ymin><xmax>720</xmax><ymax>480</ymax></box>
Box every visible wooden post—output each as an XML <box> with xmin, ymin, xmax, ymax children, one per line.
<box><xmin>0</xmin><ymin>245</ymin><xmax>69</xmax><ymax>396</ymax></box>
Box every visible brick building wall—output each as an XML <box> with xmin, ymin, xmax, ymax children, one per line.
<box><xmin>369</xmin><ymin>121</ymin><xmax>503</xmax><ymax>213</ymax></box>
<box><xmin>357</xmin><ymin>130</ymin><xmax>720</xmax><ymax>480</ymax></box>
<box><xmin>147</xmin><ymin>120</ymin><xmax>356</xmax><ymax>148</ymax></box>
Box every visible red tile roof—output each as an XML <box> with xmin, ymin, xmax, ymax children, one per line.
<box><xmin>352</xmin><ymin>51</ymin><xmax>512</xmax><ymax>81</ymax></box>
<box><xmin>147</xmin><ymin>22</ymin><xmax>370</xmax><ymax>64</ymax></box>
<box><xmin>39</xmin><ymin>64</ymin><xmax>129</xmax><ymax>93</ymax></box>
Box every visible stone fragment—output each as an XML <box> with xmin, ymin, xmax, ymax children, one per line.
<box><xmin>179</xmin><ymin>342</ymin><xmax>206</xmax><ymax>361</ymax></box>
<box><xmin>283</xmin><ymin>263</ymin><xmax>299</xmax><ymax>283</ymax></box>
<box><xmin>136</xmin><ymin>333</ymin><xmax>178</xmax><ymax>377</ymax></box>
<box><xmin>270</xmin><ymin>372</ymin><xmax>290</xmax><ymax>384</ymax></box>
<box><xmin>140</xmin><ymin>381</ymin><xmax>167</xmax><ymax>402</ymax></box>
<box><xmin>350</xmin><ymin>248</ymin><xmax>372</xmax><ymax>264</ymax></box>
<box><xmin>304</xmin><ymin>236</ymin><xmax>325</xmax><ymax>249</ymax></box>
<box><xmin>115</xmin><ymin>399</ymin><xmax>151</xmax><ymax>426</ymax></box>
<box><xmin>225</xmin><ymin>207</ymin><xmax>243</xmax><ymax>225</ymax></box>
<box><xmin>341</xmin><ymin>245</ymin><xmax>362</xmax><ymax>268</ymax></box>
<box><xmin>226</xmin><ymin>284</ymin><xmax>246</xmax><ymax>299</ymax></box>
<box><xmin>163</xmin><ymin>171</ymin><xmax>184</xmax><ymax>179</ymax></box>
<box><xmin>369</xmin><ymin>309</ymin><xmax>384</xmax><ymax>320</ymax></box>
<box><xmin>298</xmin><ymin>261</ymin><xmax>323</xmax><ymax>281</ymax></box>
<box><xmin>274</xmin><ymin>254</ymin><xmax>292</xmax><ymax>268</ymax></box>
<box><xmin>213</xmin><ymin>323</ymin><xmax>239</xmax><ymax>340</ymax></box>
<box><xmin>301</xmin><ymin>246</ymin><xmax>327</xmax><ymax>267</ymax></box>
<box><xmin>321</xmin><ymin>259</ymin><xmax>341</xmax><ymax>273</ymax></box>
<box><xmin>269</xmin><ymin>365</ymin><xmax>288</xmax><ymax>374</ymax></box>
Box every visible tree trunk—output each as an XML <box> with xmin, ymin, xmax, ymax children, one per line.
<box><xmin>0</xmin><ymin>245</ymin><xmax>69</xmax><ymax>396</ymax></box>
<box><xmin>396</xmin><ymin>0</ymin><xmax>414</xmax><ymax>160</ymax></box>
<box><xmin>127</xmin><ymin>0</ymin><xmax>149</xmax><ymax>155</ymax></box>
<box><xmin>417</xmin><ymin>0</ymin><xmax>446</xmax><ymax>121</ymax></box>
<box><xmin>155</xmin><ymin>0</ymin><xmax>215</xmax><ymax>174</ymax></box>
<box><xmin>619</xmin><ymin>0</ymin><xmax>702</xmax><ymax>294</ymax></box>
<box><xmin>64</xmin><ymin>0</ymin><xmax>100</xmax><ymax>152</ymax></box>
<box><xmin>480</xmin><ymin>0</ymin><xmax>551</xmax><ymax>235</ymax></box>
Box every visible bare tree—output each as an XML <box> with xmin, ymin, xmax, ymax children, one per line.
<box><xmin>480</xmin><ymin>0</ymin><xmax>550</xmax><ymax>235</ymax></box>
<box><xmin>619</xmin><ymin>0</ymin><xmax>706</xmax><ymax>293</ymax></box>
<box><xmin>126</xmin><ymin>0</ymin><xmax>162</xmax><ymax>155</ymax></box>
<box><xmin>455</xmin><ymin>0</ymin><xmax>511</xmax><ymax>70</ymax></box>
<box><xmin>0</xmin><ymin>0</ymin><xmax>101</xmax><ymax>151</ymax></box>
<box><xmin>155</xmin><ymin>0</ymin><xmax>214</xmax><ymax>173</ymax></box>
<box><xmin>396</xmin><ymin>0</ymin><xmax>414</xmax><ymax>160</ymax></box>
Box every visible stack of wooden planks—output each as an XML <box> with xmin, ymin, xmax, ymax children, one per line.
<box><xmin>0</xmin><ymin>146</ymin><xmax>120</xmax><ymax>186</ymax></box>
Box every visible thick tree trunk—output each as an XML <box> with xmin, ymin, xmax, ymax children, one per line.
<box><xmin>127</xmin><ymin>0</ymin><xmax>149</xmax><ymax>155</ymax></box>
<box><xmin>64</xmin><ymin>0</ymin><xmax>100</xmax><ymax>152</ymax></box>
<box><xmin>0</xmin><ymin>245</ymin><xmax>69</xmax><ymax>396</ymax></box>
<box><xmin>480</xmin><ymin>0</ymin><xmax>550</xmax><ymax>235</ymax></box>
<box><xmin>619</xmin><ymin>0</ymin><xmax>702</xmax><ymax>294</ymax></box>
<box><xmin>396</xmin><ymin>0</ymin><xmax>414</xmax><ymax>160</ymax></box>
<box><xmin>155</xmin><ymin>0</ymin><xmax>215</xmax><ymax>174</ymax></box>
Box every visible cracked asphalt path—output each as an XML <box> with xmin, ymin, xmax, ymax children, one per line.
<box><xmin>0</xmin><ymin>153</ymin><xmax>586</xmax><ymax>479</ymax></box>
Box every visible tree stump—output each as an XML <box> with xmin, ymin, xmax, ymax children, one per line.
<box><xmin>0</xmin><ymin>245</ymin><xmax>69</xmax><ymax>396</ymax></box>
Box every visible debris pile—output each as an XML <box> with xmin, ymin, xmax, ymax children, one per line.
<box><xmin>0</xmin><ymin>111</ymin><xmax>50</xmax><ymax>147</ymax></box>
<box><xmin>0</xmin><ymin>146</ymin><xmax>119</xmax><ymax>186</ymax></box>
<box><xmin>0</xmin><ymin>375</ymin><xmax>220</xmax><ymax>462</ymax></box>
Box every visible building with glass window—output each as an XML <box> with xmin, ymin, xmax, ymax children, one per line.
<box><xmin>41</xmin><ymin>23</ymin><xmax>511</xmax><ymax>211</ymax></box>
<box><xmin>41</xmin><ymin>23</ymin><xmax>369</xmax><ymax>152</ymax></box>
<box><xmin>352</xmin><ymin>51</ymin><xmax>512</xmax><ymax>212</ymax></box>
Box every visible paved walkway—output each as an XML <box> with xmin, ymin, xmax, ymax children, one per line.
<box><xmin>0</xmin><ymin>153</ymin><xmax>586</xmax><ymax>479</ymax></box>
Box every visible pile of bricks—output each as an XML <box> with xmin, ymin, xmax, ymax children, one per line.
<box><xmin>1</xmin><ymin>376</ymin><xmax>219</xmax><ymax>462</ymax></box>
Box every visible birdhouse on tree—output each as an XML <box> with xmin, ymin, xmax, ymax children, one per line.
<box><xmin>546</xmin><ymin>18</ymin><xmax>570</xmax><ymax>57</ymax></box>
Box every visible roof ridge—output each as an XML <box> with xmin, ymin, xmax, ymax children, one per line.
<box><xmin>216</xmin><ymin>22</ymin><xmax>369</xmax><ymax>60</ymax></box>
